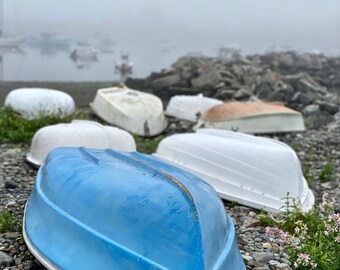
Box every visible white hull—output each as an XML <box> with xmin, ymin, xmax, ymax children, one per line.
<box><xmin>165</xmin><ymin>94</ymin><xmax>222</xmax><ymax>122</ymax></box>
<box><xmin>4</xmin><ymin>88</ymin><xmax>76</xmax><ymax>119</ymax></box>
<box><xmin>198</xmin><ymin>102</ymin><xmax>305</xmax><ymax>134</ymax></box>
<box><xmin>91</xmin><ymin>86</ymin><xmax>167</xmax><ymax>136</ymax></box>
<box><xmin>26</xmin><ymin>120</ymin><xmax>136</xmax><ymax>167</ymax></box>
<box><xmin>154</xmin><ymin>129</ymin><xmax>314</xmax><ymax>212</ymax></box>
<box><xmin>198</xmin><ymin>113</ymin><xmax>305</xmax><ymax>133</ymax></box>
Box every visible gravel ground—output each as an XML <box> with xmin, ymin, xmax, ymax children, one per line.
<box><xmin>0</xmin><ymin>127</ymin><xmax>339</xmax><ymax>270</ymax></box>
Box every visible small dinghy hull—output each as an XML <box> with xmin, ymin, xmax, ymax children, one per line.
<box><xmin>154</xmin><ymin>129</ymin><xmax>314</xmax><ymax>212</ymax></box>
<box><xmin>24</xmin><ymin>148</ymin><xmax>245</xmax><ymax>270</ymax></box>
<box><xmin>197</xmin><ymin>102</ymin><xmax>305</xmax><ymax>133</ymax></box>
<box><xmin>26</xmin><ymin>120</ymin><xmax>136</xmax><ymax>167</ymax></box>
<box><xmin>91</xmin><ymin>86</ymin><xmax>167</xmax><ymax>136</ymax></box>
<box><xmin>4</xmin><ymin>88</ymin><xmax>76</xmax><ymax>119</ymax></box>
<box><xmin>165</xmin><ymin>94</ymin><xmax>223</xmax><ymax>122</ymax></box>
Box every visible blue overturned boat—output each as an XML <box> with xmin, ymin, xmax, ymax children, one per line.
<box><xmin>23</xmin><ymin>148</ymin><xmax>245</xmax><ymax>270</ymax></box>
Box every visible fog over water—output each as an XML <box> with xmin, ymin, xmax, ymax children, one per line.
<box><xmin>1</xmin><ymin>0</ymin><xmax>340</xmax><ymax>81</ymax></box>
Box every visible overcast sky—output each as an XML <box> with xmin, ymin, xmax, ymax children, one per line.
<box><xmin>3</xmin><ymin>0</ymin><xmax>340</xmax><ymax>53</ymax></box>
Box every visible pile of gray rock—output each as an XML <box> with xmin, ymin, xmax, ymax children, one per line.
<box><xmin>127</xmin><ymin>52</ymin><xmax>340</xmax><ymax>130</ymax></box>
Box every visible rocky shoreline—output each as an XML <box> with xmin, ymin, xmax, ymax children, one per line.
<box><xmin>128</xmin><ymin>51</ymin><xmax>340</xmax><ymax>130</ymax></box>
<box><xmin>0</xmin><ymin>126</ymin><xmax>339</xmax><ymax>270</ymax></box>
<box><xmin>1</xmin><ymin>52</ymin><xmax>340</xmax><ymax>269</ymax></box>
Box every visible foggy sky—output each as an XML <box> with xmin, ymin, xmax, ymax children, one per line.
<box><xmin>3</xmin><ymin>0</ymin><xmax>340</xmax><ymax>53</ymax></box>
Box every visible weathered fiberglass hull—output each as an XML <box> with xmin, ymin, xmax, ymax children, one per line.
<box><xmin>154</xmin><ymin>129</ymin><xmax>314</xmax><ymax>213</ymax></box>
<box><xmin>23</xmin><ymin>148</ymin><xmax>245</xmax><ymax>270</ymax></box>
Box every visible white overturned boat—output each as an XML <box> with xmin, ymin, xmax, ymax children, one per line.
<box><xmin>165</xmin><ymin>94</ymin><xmax>223</xmax><ymax>122</ymax></box>
<box><xmin>91</xmin><ymin>85</ymin><xmax>167</xmax><ymax>137</ymax></box>
<box><xmin>197</xmin><ymin>102</ymin><xmax>305</xmax><ymax>133</ymax></box>
<box><xmin>4</xmin><ymin>88</ymin><xmax>76</xmax><ymax>120</ymax></box>
<box><xmin>26</xmin><ymin>120</ymin><xmax>136</xmax><ymax>167</ymax></box>
<box><xmin>154</xmin><ymin>129</ymin><xmax>314</xmax><ymax>212</ymax></box>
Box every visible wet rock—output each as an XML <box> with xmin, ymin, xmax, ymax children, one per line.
<box><xmin>3</xmin><ymin>233</ymin><xmax>20</xmax><ymax>240</ymax></box>
<box><xmin>276</xmin><ymin>263</ymin><xmax>290</xmax><ymax>269</ymax></box>
<box><xmin>269</xmin><ymin>81</ymin><xmax>295</xmax><ymax>103</ymax></box>
<box><xmin>4</xmin><ymin>180</ymin><xmax>18</xmax><ymax>189</ymax></box>
<box><xmin>191</xmin><ymin>68</ymin><xmax>222</xmax><ymax>90</ymax></box>
<box><xmin>318</xmin><ymin>102</ymin><xmax>339</xmax><ymax>115</ymax></box>
<box><xmin>253</xmin><ymin>266</ymin><xmax>270</xmax><ymax>270</ymax></box>
<box><xmin>242</xmin><ymin>254</ymin><xmax>254</xmax><ymax>264</ymax></box>
<box><xmin>252</xmin><ymin>252</ymin><xmax>275</xmax><ymax>263</ymax></box>
<box><xmin>152</xmin><ymin>74</ymin><xmax>181</xmax><ymax>90</ymax></box>
<box><xmin>0</xmin><ymin>251</ymin><xmax>14</xmax><ymax>267</ymax></box>
<box><xmin>213</xmin><ymin>89</ymin><xmax>236</xmax><ymax>101</ymax></box>
<box><xmin>262</xmin><ymin>243</ymin><xmax>272</xmax><ymax>249</ymax></box>
<box><xmin>233</xmin><ymin>87</ymin><xmax>252</xmax><ymax>101</ymax></box>
<box><xmin>328</xmin><ymin>111</ymin><xmax>340</xmax><ymax>130</ymax></box>
<box><xmin>296</xmin><ymin>91</ymin><xmax>319</xmax><ymax>106</ymax></box>
<box><xmin>302</xmin><ymin>104</ymin><xmax>334</xmax><ymax>129</ymax></box>
<box><xmin>254</xmin><ymin>82</ymin><xmax>273</xmax><ymax>99</ymax></box>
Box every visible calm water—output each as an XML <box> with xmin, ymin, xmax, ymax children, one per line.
<box><xmin>0</xmin><ymin>42</ymin><xmax>200</xmax><ymax>82</ymax></box>
<box><xmin>2</xmin><ymin>0</ymin><xmax>339</xmax><ymax>81</ymax></box>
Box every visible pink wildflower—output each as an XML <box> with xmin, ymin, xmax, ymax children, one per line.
<box><xmin>294</xmin><ymin>253</ymin><xmax>317</xmax><ymax>269</ymax></box>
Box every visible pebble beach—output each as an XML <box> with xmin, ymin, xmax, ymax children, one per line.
<box><xmin>0</xmin><ymin>52</ymin><xmax>339</xmax><ymax>269</ymax></box>
<box><xmin>0</xmin><ymin>126</ymin><xmax>339</xmax><ymax>270</ymax></box>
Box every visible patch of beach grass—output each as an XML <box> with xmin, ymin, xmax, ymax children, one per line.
<box><xmin>134</xmin><ymin>135</ymin><xmax>164</xmax><ymax>154</ymax></box>
<box><xmin>319</xmin><ymin>162</ymin><xmax>335</xmax><ymax>182</ymax></box>
<box><xmin>0</xmin><ymin>211</ymin><xmax>15</xmax><ymax>233</ymax></box>
<box><xmin>0</xmin><ymin>106</ymin><xmax>90</xmax><ymax>144</ymax></box>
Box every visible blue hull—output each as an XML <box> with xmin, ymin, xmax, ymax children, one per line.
<box><xmin>24</xmin><ymin>148</ymin><xmax>245</xmax><ymax>270</ymax></box>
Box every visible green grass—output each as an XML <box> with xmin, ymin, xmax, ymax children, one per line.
<box><xmin>134</xmin><ymin>135</ymin><xmax>164</xmax><ymax>154</ymax></box>
<box><xmin>0</xmin><ymin>211</ymin><xmax>15</xmax><ymax>233</ymax></box>
<box><xmin>302</xmin><ymin>164</ymin><xmax>314</xmax><ymax>187</ymax></box>
<box><xmin>0</xmin><ymin>106</ymin><xmax>89</xmax><ymax>144</ymax></box>
<box><xmin>319</xmin><ymin>162</ymin><xmax>335</xmax><ymax>182</ymax></box>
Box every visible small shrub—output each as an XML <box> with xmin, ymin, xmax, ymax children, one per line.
<box><xmin>319</xmin><ymin>162</ymin><xmax>335</xmax><ymax>182</ymax></box>
<box><xmin>0</xmin><ymin>211</ymin><xmax>15</xmax><ymax>233</ymax></box>
<box><xmin>264</xmin><ymin>193</ymin><xmax>339</xmax><ymax>270</ymax></box>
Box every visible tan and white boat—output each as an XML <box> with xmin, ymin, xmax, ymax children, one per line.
<box><xmin>196</xmin><ymin>102</ymin><xmax>305</xmax><ymax>133</ymax></box>
<box><xmin>90</xmin><ymin>85</ymin><xmax>167</xmax><ymax>136</ymax></box>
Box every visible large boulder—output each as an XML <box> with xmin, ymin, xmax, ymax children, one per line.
<box><xmin>152</xmin><ymin>74</ymin><xmax>182</xmax><ymax>90</ymax></box>
<box><xmin>191</xmin><ymin>68</ymin><xmax>222</xmax><ymax>90</ymax></box>
<box><xmin>269</xmin><ymin>81</ymin><xmax>295</xmax><ymax>103</ymax></box>
<box><xmin>254</xmin><ymin>82</ymin><xmax>273</xmax><ymax>99</ymax></box>
<box><xmin>302</xmin><ymin>104</ymin><xmax>333</xmax><ymax>129</ymax></box>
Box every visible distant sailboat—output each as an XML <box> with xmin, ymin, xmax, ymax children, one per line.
<box><xmin>115</xmin><ymin>53</ymin><xmax>133</xmax><ymax>82</ymax></box>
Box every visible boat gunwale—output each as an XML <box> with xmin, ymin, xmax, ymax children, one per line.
<box><xmin>202</xmin><ymin>111</ymin><xmax>304</xmax><ymax>123</ymax></box>
<box><xmin>23</xmin><ymin>204</ymin><xmax>59</xmax><ymax>270</ymax></box>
